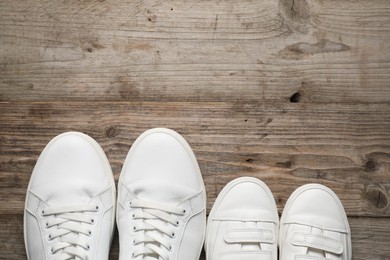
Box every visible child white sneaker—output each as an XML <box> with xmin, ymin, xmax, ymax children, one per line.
<box><xmin>279</xmin><ymin>184</ymin><xmax>352</xmax><ymax>260</ymax></box>
<box><xmin>24</xmin><ymin>132</ymin><xmax>116</xmax><ymax>260</ymax></box>
<box><xmin>206</xmin><ymin>177</ymin><xmax>279</xmax><ymax>260</ymax></box>
<box><xmin>116</xmin><ymin>128</ymin><xmax>206</xmax><ymax>260</ymax></box>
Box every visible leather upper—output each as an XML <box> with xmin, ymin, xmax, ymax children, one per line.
<box><xmin>120</xmin><ymin>131</ymin><xmax>202</xmax><ymax>205</ymax></box>
<box><xmin>28</xmin><ymin>134</ymin><xmax>111</xmax><ymax>207</ymax></box>
<box><xmin>279</xmin><ymin>184</ymin><xmax>351</xmax><ymax>260</ymax></box>
<box><xmin>206</xmin><ymin>177</ymin><xmax>279</xmax><ymax>260</ymax></box>
<box><xmin>24</xmin><ymin>132</ymin><xmax>116</xmax><ymax>260</ymax></box>
<box><xmin>117</xmin><ymin>128</ymin><xmax>206</xmax><ymax>260</ymax></box>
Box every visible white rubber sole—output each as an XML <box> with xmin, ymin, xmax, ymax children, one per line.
<box><xmin>117</xmin><ymin>127</ymin><xmax>207</xmax><ymax>260</ymax></box>
<box><xmin>205</xmin><ymin>176</ymin><xmax>279</xmax><ymax>259</ymax></box>
<box><xmin>24</xmin><ymin>131</ymin><xmax>116</xmax><ymax>260</ymax></box>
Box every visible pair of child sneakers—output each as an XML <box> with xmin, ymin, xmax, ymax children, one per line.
<box><xmin>24</xmin><ymin>128</ymin><xmax>351</xmax><ymax>260</ymax></box>
<box><xmin>207</xmin><ymin>178</ymin><xmax>352</xmax><ymax>260</ymax></box>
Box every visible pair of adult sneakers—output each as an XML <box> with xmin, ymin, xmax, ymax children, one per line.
<box><xmin>24</xmin><ymin>128</ymin><xmax>351</xmax><ymax>260</ymax></box>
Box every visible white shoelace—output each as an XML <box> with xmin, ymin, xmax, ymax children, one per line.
<box><xmin>130</xmin><ymin>199</ymin><xmax>186</xmax><ymax>260</ymax></box>
<box><xmin>42</xmin><ymin>204</ymin><xmax>99</xmax><ymax>260</ymax></box>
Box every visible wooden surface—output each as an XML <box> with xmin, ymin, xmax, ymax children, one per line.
<box><xmin>1</xmin><ymin>0</ymin><xmax>390</xmax><ymax>259</ymax></box>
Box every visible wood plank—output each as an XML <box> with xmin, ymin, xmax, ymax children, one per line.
<box><xmin>1</xmin><ymin>101</ymin><xmax>389</xmax><ymax>216</ymax></box>
<box><xmin>1</xmin><ymin>214</ymin><xmax>389</xmax><ymax>260</ymax></box>
<box><xmin>0</xmin><ymin>0</ymin><xmax>389</xmax><ymax>103</ymax></box>
<box><xmin>1</xmin><ymin>0</ymin><xmax>389</xmax><ymax>258</ymax></box>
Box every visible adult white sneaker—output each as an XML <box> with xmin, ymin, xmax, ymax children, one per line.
<box><xmin>279</xmin><ymin>184</ymin><xmax>352</xmax><ymax>260</ymax></box>
<box><xmin>206</xmin><ymin>177</ymin><xmax>279</xmax><ymax>260</ymax></box>
<box><xmin>24</xmin><ymin>132</ymin><xmax>116</xmax><ymax>260</ymax></box>
<box><xmin>117</xmin><ymin>128</ymin><xmax>206</xmax><ymax>260</ymax></box>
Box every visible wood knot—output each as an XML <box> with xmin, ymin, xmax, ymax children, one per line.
<box><xmin>105</xmin><ymin>126</ymin><xmax>120</xmax><ymax>138</ymax></box>
<box><xmin>365</xmin><ymin>160</ymin><xmax>377</xmax><ymax>172</ymax></box>
<box><xmin>279</xmin><ymin>0</ymin><xmax>311</xmax><ymax>32</ymax></box>
<box><xmin>147</xmin><ymin>14</ymin><xmax>157</xmax><ymax>23</ymax></box>
<box><xmin>246</xmin><ymin>158</ymin><xmax>254</xmax><ymax>163</ymax></box>
<box><xmin>365</xmin><ymin>185</ymin><xmax>388</xmax><ymax>209</ymax></box>
<box><xmin>290</xmin><ymin>92</ymin><xmax>301</xmax><ymax>103</ymax></box>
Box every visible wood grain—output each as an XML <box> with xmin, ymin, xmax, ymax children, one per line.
<box><xmin>1</xmin><ymin>101</ymin><xmax>389</xmax><ymax>217</ymax></box>
<box><xmin>1</xmin><ymin>0</ymin><xmax>390</xmax><ymax>259</ymax></box>
<box><xmin>1</xmin><ymin>0</ymin><xmax>390</xmax><ymax>103</ymax></box>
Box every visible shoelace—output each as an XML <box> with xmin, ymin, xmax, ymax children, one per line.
<box><xmin>130</xmin><ymin>199</ymin><xmax>186</xmax><ymax>260</ymax></box>
<box><xmin>42</xmin><ymin>204</ymin><xmax>99</xmax><ymax>260</ymax></box>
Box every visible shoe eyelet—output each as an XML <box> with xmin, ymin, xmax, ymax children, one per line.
<box><xmin>91</xmin><ymin>218</ymin><xmax>95</xmax><ymax>224</ymax></box>
<box><xmin>175</xmin><ymin>221</ymin><xmax>180</xmax><ymax>227</ymax></box>
<box><xmin>132</xmin><ymin>239</ymin><xmax>136</xmax><ymax>245</ymax></box>
<box><xmin>48</xmin><ymin>234</ymin><xmax>52</xmax><ymax>240</ymax></box>
<box><xmin>86</xmin><ymin>244</ymin><xmax>90</xmax><ymax>251</ymax></box>
<box><xmin>171</xmin><ymin>232</ymin><xmax>175</xmax><ymax>238</ymax></box>
<box><xmin>50</xmin><ymin>248</ymin><xmax>54</xmax><ymax>254</ymax></box>
<box><xmin>45</xmin><ymin>222</ymin><xmax>49</xmax><ymax>228</ymax></box>
<box><xmin>95</xmin><ymin>205</ymin><xmax>99</xmax><ymax>211</ymax></box>
<box><xmin>41</xmin><ymin>210</ymin><xmax>45</xmax><ymax>216</ymax></box>
<box><xmin>133</xmin><ymin>226</ymin><xmax>137</xmax><ymax>231</ymax></box>
<box><xmin>182</xmin><ymin>209</ymin><xmax>186</xmax><ymax>214</ymax></box>
<box><xmin>88</xmin><ymin>230</ymin><xmax>92</xmax><ymax>236</ymax></box>
<box><xmin>168</xmin><ymin>245</ymin><xmax>172</xmax><ymax>251</ymax></box>
<box><xmin>132</xmin><ymin>214</ymin><xmax>135</xmax><ymax>219</ymax></box>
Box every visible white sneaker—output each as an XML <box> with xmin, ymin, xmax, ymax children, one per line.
<box><xmin>206</xmin><ymin>177</ymin><xmax>279</xmax><ymax>260</ymax></box>
<box><xmin>117</xmin><ymin>128</ymin><xmax>206</xmax><ymax>260</ymax></box>
<box><xmin>279</xmin><ymin>184</ymin><xmax>352</xmax><ymax>260</ymax></box>
<box><xmin>24</xmin><ymin>132</ymin><xmax>116</xmax><ymax>260</ymax></box>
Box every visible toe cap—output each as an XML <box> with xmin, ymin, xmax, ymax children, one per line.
<box><xmin>282</xmin><ymin>184</ymin><xmax>349</xmax><ymax>232</ymax></box>
<box><xmin>29</xmin><ymin>132</ymin><xmax>112</xmax><ymax>206</ymax></box>
<box><xmin>121</xmin><ymin>128</ymin><xmax>204</xmax><ymax>204</ymax></box>
<box><xmin>212</xmin><ymin>177</ymin><xmax>278</xmax><ymax>222</ymax></box>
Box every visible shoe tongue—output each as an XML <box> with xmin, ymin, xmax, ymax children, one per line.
<box><xmin>220</xmin><ymin>252</ymin><xmax>273</xmax><ymax>260</ymax></box>
<box><xmin>130</xmin><ymin>179</ymin><xmax>196</xmax><ymax>205</ymax></box>
<box><xmin>144</xmin><ymin>256</ymin><xmax>159</xmax><ymax>260</ymax></box>
<box><xmin>306</xmin><ymin>227</ymin><xmax>327</xmax><ymax>257</ymax></box>
<box><xmin>32</xmin><ymin>167</ymin><xmax>110</xmax><ymax>208</ymax></box>
<box><xmin>42</xmin><ymin>178</ymin><xmax>103</xmax><ymax>207</ymax></box>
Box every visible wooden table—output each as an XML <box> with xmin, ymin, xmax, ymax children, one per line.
<box><xmin>1</xmin><ymin>0</ymin><xmax>389</xmax><ymax>259</ymax></box>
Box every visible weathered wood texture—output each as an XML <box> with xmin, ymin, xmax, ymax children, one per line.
<box><xmin>1</xmin><ymin>0</ymin><xmax>390</xmax><ymax>259</ymax></box>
